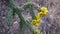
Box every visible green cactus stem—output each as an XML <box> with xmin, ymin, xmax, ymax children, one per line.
<box><xmin>13</xmin><ymin>7</ymin><xmax>34</xmax><ymax>34</ymax></box>
<box><xmin>7</xmin><ymin>8</ymin><xmax>13</xmax><ymax>26</ymax></box>
<box><xmin>7</xmin><ymin>0</ymin><xmax>15</xmax><ymax>26</ymax></box>
<box><xmin>7</xmin><ymin>0</ymin><xmax>38</xmax><ymax>34</ymax></box>
<box><xmin>23</xmin><ymin>2</ymin><xmax>36</xmax><ymax>19</ymax></box>
<box><xmin>26</xmin><ymin>20</ymin><xmax>34</xmax><ymax>34</ymax></box>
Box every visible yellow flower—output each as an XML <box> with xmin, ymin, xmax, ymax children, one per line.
<box><xmin>36</xmin><ymin>19</ymin><xmax>41</xmax><ymax>25</ymax></box>
<box><xmin>31</xmin><ymin>7</ymin><xmax>49</xmax><ymax>27</ymax></box>
<box><xmin>36</xmin><ymin>19</ymin><xmax>40</xmax><ymax>23</ymax></box>
<box><xmin>31</xmin><ymin>19</ymin><xmax>40</xmax><ymax>26</ymax></box>
<box><xmin>40</xmin><ymin>7</ymin><xmax>48</xmax><ymax>16</ymax></box>
<box><xmin>31</xmin><ymin>12</ymin><xmax>43</xmax><ymax>26</ymax></box>
<box><xmin>36</xmin><ymin>12</ymin><xmax>43</xmax><ymax>20</ymax></box>
<box><xmin>34</xmin><ymin>29</ymin><xmax>40</xmax><ymax>34</ymax></box>
<box><xmin>32</xmin><ymin>19</ymin><xmax>36</xmax><ymax>26</ymax></box>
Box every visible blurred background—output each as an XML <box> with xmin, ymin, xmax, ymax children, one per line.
<box><xmin>0</xmin><ymin>0</ymin><xmax>60</xmax><ymax>34</ymax></box>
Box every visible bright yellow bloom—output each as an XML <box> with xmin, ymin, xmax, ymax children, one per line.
<box><xmin>35</xmin><ymin>23</ymin><xmax>40</xmax><ymax>26</ymax></box>
<box><xmin>32</xmin><ymin>12</ymin><xmax>43</xmax><ymax>26</ymax></box>
<box><xmin>32</xmin><ymin>19</ymin><xmax>36</xmax><ymax>26</ymax></box>
<box><xmin>31</xmin><ymin>19</ymin><xmax>40</xmax><ymax>26</ymax></box>
<box><xmin>34</xmin><ymin>29</ymin><xmax>40</xmax><ymax>34</ymax></box>
<box><xmin>36</xmin><ymin>19</ymin><xmax>40</xmax><ymax>23</ymax></box>
<box><xmin>36</xmin><ymin>19</ymin><xmax>41</xmax><ymax>26</ymax></box>
<box><xmin>40</xmin><ymin>7</ymin><xmax>48</xmax><ymax>16</ymax></box>
<box><xmin>31</xmin><ymin>7</ymin><xmax>48</xmax><ymax>27</ymax></box>
<box><xmin>36</xmin><ymin>12</ymin><xmax>43</xmax><ymax>20</ymax></box>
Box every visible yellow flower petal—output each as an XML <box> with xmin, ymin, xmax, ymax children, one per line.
<box><xmin>33</xmin><ymin>22</ymin><xmax>39</xmax><ymax>26</ymax></box>
<box><xmin>40</xmin><ymin>7</ymin><xmax>48</xmax><ymax>16</ymax></box>
<box><xmin>31</xmin><ymin>19</ymin><xmax>40</xmax><ymax>26</ymax></box>
<box><xmin>36</xmin><ymin>12</ymin><xmax>43</xmax><ymax>19</ymax></box>
<box><xmin>34</xmin><ymin>29</ymin><xmax>40</xmax><ymax>34</ymax></box>
<box><xmin>31</xmin><ymin>19</ymin><xmax>36</xmax><ymax>26</ymax></box>
<box><xmin>36</xmin><ymin>15</ymin><xmax>40</xmax><ymax>20</ymax></box>
<box><xmin>36</xmin><ymin>19</ymin><xmax>41</xmax><ymax>25</ymax></box>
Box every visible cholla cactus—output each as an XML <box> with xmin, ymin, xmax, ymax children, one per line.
<box><xmin>7</xmin><ymin>0</ymin><xmax>48</xmax><ymax>34</ymax></box>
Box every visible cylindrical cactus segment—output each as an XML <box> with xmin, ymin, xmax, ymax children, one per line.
<box><xmin>23</xmin><ymin>2</ymin><xmax>36</xmax><ymax>19</ymax></box>
<box><xmin>13</xmin><ymin>7</ymin><xmax>34</xmax><ymax>34</ymax></box>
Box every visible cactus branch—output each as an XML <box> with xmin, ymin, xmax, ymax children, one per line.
<box><xmin>7</xmin><ymin>0</ymin><xmax>15</xmax><ymax>26</ymax></box>
<box><xmin>13</xmin><ymin>7</ymin><xmax>34</xmax><ymax>34</ymax></box>
<box><xmin>23</xmin><ymin>2</ymin><xmax>36</xmax><ymax>19</ymax></box>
